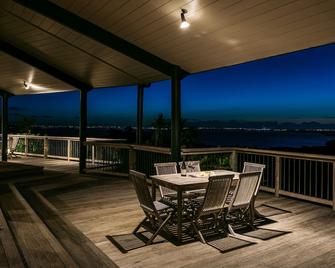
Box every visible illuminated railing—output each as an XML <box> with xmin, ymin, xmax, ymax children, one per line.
<box><xmin>8</xmin><ymin>134</ymin><xmax>335</xmax><ymax>210</ymax></box>
<box><xmin>9</xmin><ymin>134</ymin><xmax>124</xmax><ymax>161</ymax></box>
<box><xmin>85</xmin><ymin>142</ymin><xmax>130</xmax><ymax>177</ymax></box>
<box><xmin>233</xmin><ymin>147</ymin><xmax>334</xmax><ymax>208</ymax></box>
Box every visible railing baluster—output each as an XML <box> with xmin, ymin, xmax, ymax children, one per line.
<box><xmin>92</xmin><ymin>144</ymin><xmax>95</xmax><ymax>165</ymax></box>
<box><xmin>275</xmin><ymin>156</ymin><xmax>280</xmax><ymax>197</ymax></box>
<box><xmin>67</xmin><ymin>139</ymin><xmax>71</xmax><ymax>161</ymax></box>
<box><xmin>24</xmin><ymin>135</ymin><xmax>28</xmax><ymax>156</ymax></box>
<box><xmin>333</xmin><ymin>162</ymin><xmax>335</xmax><ymax>211</ymax></box>
<box><xmin>314</xmin><ymin>161</ymin><xmax>319</xmax><ymax>197</ymax></box>
<box><xmin>309</xmin><ymin>160</ymin><xmax>312</xmax><ymax>196</ymax></box>
<box><xmin>44</xmin><ymin>137</ymin><xmax>48</xmax><ymax>158</ymax></box>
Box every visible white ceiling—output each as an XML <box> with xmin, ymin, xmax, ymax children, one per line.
<box><xmin>1</xmin><ymin>0</ymin><xmax>334</xmax><ymax>95</ymax></box>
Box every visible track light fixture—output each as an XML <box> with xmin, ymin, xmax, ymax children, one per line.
<box><xmin>180</xmin><ymin>9</ymin><xmax>190</xmax><ymax>29</ymax></box>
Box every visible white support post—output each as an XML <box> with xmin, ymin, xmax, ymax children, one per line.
<box><xmin>230</xmin><ymin>150</ymin><xmax>237</xmax><ymax>171</ymax></box>
<box><xmin>333</xmin><ymin>162</ymin><xmax>335</xmax><ymax>211</ymax></box>
<box><xmin>92</xmin><ymin>144</ymin><xmax>95</xmax><ymax>165</ymax></box>
<box><xmin>43</xmin><ymin>137</ymin><xmax>48</xmax><ymax>158</ymax></box>
<box><xmin>129</xmin><ymin>146</ymin><xmax>136</xmax><ymax>172</ymax></box>
<box><xmin>67</xmin><ymin>139</ymin><xmax>71</xmax><ymax>161</ymax></box>
<box><xmin>24</xmin><ymin>135</ymin><xmax>28</xmax><ymax>156</ymax></box>
<box><xmin>275</xmin><ymin>156</ymin><xmax>281</xmax><ymax>197</ymax></box>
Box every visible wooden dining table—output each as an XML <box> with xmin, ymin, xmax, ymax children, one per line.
<box><xmin>150</xmin><ymin>170</ymin><xmax>239</xmax><ymax>243</ymax></box>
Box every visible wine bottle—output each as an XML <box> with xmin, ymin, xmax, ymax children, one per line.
<box><xmin>181</xmin><ymin>160</ymin><xmax>187</xmax><ymax>176</ymax></box>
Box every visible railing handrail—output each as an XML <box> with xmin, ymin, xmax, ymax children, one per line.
<box><xmin>85</xmin><ymin>141</ymin><xmax>130</xmax><ymax>149</ymax></box>
<box><xmin>131</xmin><ymin>144</ymin><xmax>171</xmax><ymax>155</ymax></box>
<box><xmin>182</xmin><ymin>146</ymin><xmax>335</xmax><ymax>162</ymax></box>
<box><xmin>231</xmin><ymin>147</ymin><xmax>335</xmax><ymax>162</ymax></box>
<box><xmin>8</xmin><ymin>133</ymin><xmax>125</xmax><ymax>142</ymax></box>
<box><xmin>182</xmin><ymin>147</ymin><xmax>234</xmax><ymax>155</ymax></box>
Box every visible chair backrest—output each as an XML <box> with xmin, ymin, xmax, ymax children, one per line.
<box><xmin>242</xmin><ymin>162</ymin><xmax>265</xmax><ymax>196</ymax></box>
<box><xmin>154</xmin><ymin>162</ymin><xmax>177</xmax><ymax>197</ymax></box>
<box><xmin>179</xmin><ymin>161</ymin><xmax>201</xmax><ymax>172</ymax></box>
<box><xmin>130</xmin><ymin>170</ymin><xmax>156</xmax><ymax>215</ymax></box>
<box><xmin>229</xmin><ymin>171</ymin><xmax>262</xmax><ymax>210</ymax></box>
<box><xmin>154</xmin><ymin>162</ymin><xmax>178</xmax><ymax>175</ymax></box>
<box><xmin>197</xmin><ymin>174</ymin><xmax>234</xmax><ymax>219</ymax></box>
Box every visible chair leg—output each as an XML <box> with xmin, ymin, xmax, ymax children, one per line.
<box><xmin>248</xmin><ymin>207</ymin><xmax>256</xmax><ymax>230</ymax></box>
<box><xmin>228</xmin><ymin>224</ymin><xmax>237</xmax><ymax>236</ymax></box>
<box><xmin>191</xmin><ymin>222</ymin><xmax>206</xmax><ymax>244</ymax></box>
<box><xmin>250</xmin><ymin>198</ymin><xmax>256</xmax><ymax>224</ymax></box>
<box><xmin>146</xmin><ymin>214</ymin><xmax>171</xmax><ymax>245</ymax></box>
<box><xmin>133</xmin><ymin>217</ymin><xmax>147</xmax><ymax>234</ymax></box>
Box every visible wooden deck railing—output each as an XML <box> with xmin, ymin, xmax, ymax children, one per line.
<box><xmin>8</xmin><ymin>134</ymin><xmax>335</xmax><ymax>210</ymax></box>
<box><xmin>9</xmin><ymin>134</ymin><xmax>124</xmax><ymax>161</ymax></box>
<box><xmin>232</xmin><ymin>147</ymin><xmax>335</xmax><ymax>209</ymax></box>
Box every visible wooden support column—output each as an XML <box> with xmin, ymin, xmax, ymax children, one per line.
<box><xmin>136</xmin><ymin>84</ymin><xmax>144</xmax><ymax>145</ymax></box>
<box><xmin>43</xmin><ymin>136</ymin><xmax>48</xmax><ymax>158</ymax></box>
<box><xmin>79</xmin><ymin>90</ymin><xmax>88</xmax><ymax>173</ymax></box>
<box><xmin>171</xmin><ymin>66</ymin><xmax>182</xmax><ymax>162</ymax></box>
<box><xmin>1</xmin><ymin>93</ymin><xmax>9</xmax><ymax>161</ymax></box>
<box><xmin>230</xmin><ymin>150</ymin><xmax>237</xmax><ymax>171</ymax></box>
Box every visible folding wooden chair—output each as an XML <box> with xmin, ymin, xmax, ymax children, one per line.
<box><xmin>130</xmin><ymin>170</ymin><xmax>175</xmax><ymax>245</ymax></box>
<box><xmin>226</xmin><ymin>171</ymin><xmax>262</xmax><ymax>235</ymax></box>
<box><xmin>189</xmin><ymin>174</ymin><xmax>234</xmax><ymax>243</ymax></box>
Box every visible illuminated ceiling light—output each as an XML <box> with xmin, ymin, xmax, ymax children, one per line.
<box><xmin>23</xmin><ymin>80</ymin><xmax>30</xmax><ymax>90</ymax></box>
<box><xmin>180</xmin><ymin>9</ymin><xmax>190</xmax><ymax>29</ymax></box>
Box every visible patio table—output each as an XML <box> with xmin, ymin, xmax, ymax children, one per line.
<box><xmin>151</xmin><ymin>170</ymin><xmax>239</xmax><ymax>243</ymax></box>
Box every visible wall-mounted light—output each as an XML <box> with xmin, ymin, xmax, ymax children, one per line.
<box><xmin>180</xmin><ymin>9</ymin><xmax>190</xmax><ymax>29</ymax></box>
<box><xmin>23</xmin><ymin>80</ymin><xmax>30</xmax><ymax>90</ymax></box>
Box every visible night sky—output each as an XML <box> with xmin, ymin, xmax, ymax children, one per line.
<box><xmin>8</xmin><ymin>43</ymin><xmax>335</xmax><ymax>126</ymax></box>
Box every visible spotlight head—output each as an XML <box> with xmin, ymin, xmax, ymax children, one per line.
<box><xmin>23</xmin><ymin>80</ymin><xmax>30</xmax><ymax>90</ymax></box>
<box><xmin>180</xmin><ymin>9</ymin><xmax>190</xmax><ymax>29</ymax></box>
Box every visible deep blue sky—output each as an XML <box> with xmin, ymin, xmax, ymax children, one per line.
<box><xmin>8</xmin><ymin>43</ymin><xmax>335</xmax><ymax>126</ymax></box>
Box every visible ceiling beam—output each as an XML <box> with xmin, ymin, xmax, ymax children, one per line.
<box><xmin>13</xmin><ymin>0</ymin><xmax>189</xmax><ymax>78</ymax></box>
<box><xmin>0</xmin><ymin>88</ymin><xmax>14</xmax><ymax>97</ymax></box>
<box><xmin>1</xmin><ymin>40</ymin><xmax>91</xmax><ymax>92</ymax></box>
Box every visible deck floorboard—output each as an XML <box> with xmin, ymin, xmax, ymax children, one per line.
<box><xmin>46</xmin><ymin>176</ymin><xmax>335</xmax><ymax>268</ymax></box>
<box><xmin>5</xmin><ymin>157</ymin><xmax>335</xmax><ymax>267</ymax></box>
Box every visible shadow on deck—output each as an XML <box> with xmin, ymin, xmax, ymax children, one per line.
<box><xmin>1</xmin><ymin>157</ymin><xmax>335</xmax><ymax>267</ymax></box>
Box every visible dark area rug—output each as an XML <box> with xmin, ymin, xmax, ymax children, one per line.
<box><xmin>238</xmin><ymin>227</ymin><xmax>291</xmax><ymax>240</ymax></box>
<box><xmin>107</xmin><ymin>231</ymin><xmax>165</xmax><ymax>253</ymax></box>
<box><xmin>207</xmin><ymin>235</ymin><xmax>256</xmax><ymax>253</ymax></box>
<box><xmin>256</xmin><ymin>204</ymin><xmax>291</xmax><ymax>217</ymax></box>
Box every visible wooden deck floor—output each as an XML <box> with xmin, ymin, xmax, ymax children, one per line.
<box><xmin>48</xmin><ymin>177</ymin><xmax>335</xmax><ymax>268</ymax></box>
<box><xmin>10</xmin><ymin>156</ymin><xmax>79</xmax><ymax>173</ymax></box>
<box><xmin>3</xmin><ymin>157</ymin><xmax>335</xmax><ymax>267</ymax></box>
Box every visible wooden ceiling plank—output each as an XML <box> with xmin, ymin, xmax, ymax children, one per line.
<box><xmin>1</xmin><ymin>10</ymin><xmax>151</xmax><ymax>85</ymax></box>
<box><xmin>140</xmin><ymin>0</ymin><xmax>300</xmax><ymax>54</ymax></box>
<box><xmin>0</xmin><ymin>54</ymin><xmax>71</xmax><ymax>95</ymax></box>
<box><xmin>111</xmin><ymin>0</ymin><xmax>173</xmax><ymax>34</ymax></box>
<box><xmin>1</xmin><ymin>40</ymin><xmax>91</xmax><ymax>91</ymax></box>
<box><xmin>127</xmin><ymin>0</ymin><xmax>264</xmax><ymax>47</ymax></box>
<box><xmin>162</xmin><ymin>4</ymin><xmax>335</xmax><ymax>66</ymax></box>
<box><xmin>14</xmin><ymin>0</ymin><xmax>188</xmax><ymax>77</ymax></box>
<box><xmin>180</xmin><ymin>20</ymin><xmax>335</xmax><ymax>72</ymax></box>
